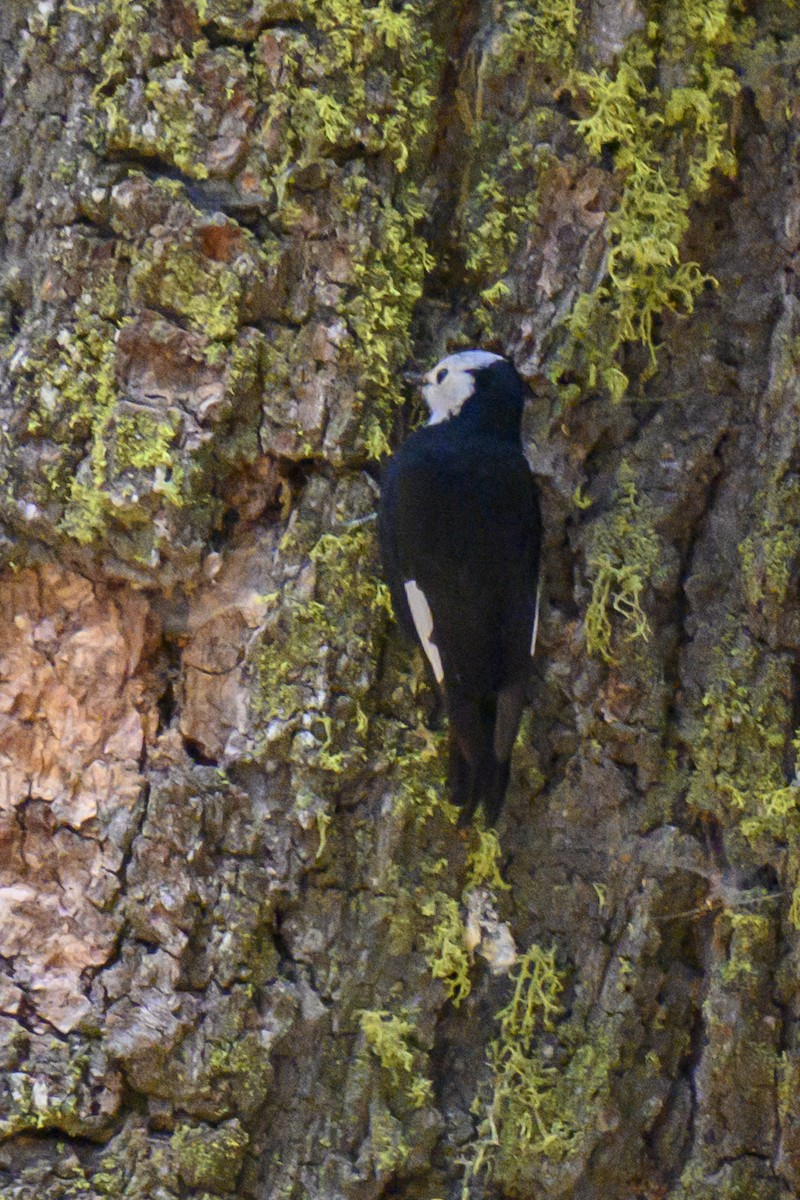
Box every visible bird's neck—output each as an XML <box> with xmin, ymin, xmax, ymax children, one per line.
<box><xmin>456</xmin><ymin>391</ymin><xmax>523</xmax><ymax>441</ymax></box>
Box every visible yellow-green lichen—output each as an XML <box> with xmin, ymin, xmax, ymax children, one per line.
<box><xmin>740</xmin><ymin>469</ymin><xmax>800</xmax><ymax>617</ymax></box>
<box><xmin>171</xmin><ymin>1119</ymin><xmax>249</xmax><ymax>1191</ymax></box>
<box><xmin>584</xmin><ymin>462</ymin><xmax>661</xmax><ymax>663</ymax></box>
<box><xmin>252</xmin><ymin>523</ymin><xmax>391</xmax><ymax>775</ymax></box>
<box><xmin>718</xmin><ymin>911</ymin><xmax>772</xmax><ymax>986</ymax></box>
<box><xmin>462</xmin><ymin>945</ymin><xmax>613</xmax><ymax>1198</ymax></box>
<box><xmin>13</xmin><ymin>288</ymin><xmax>243</xmax><ymax>555</ymax></box>
<box><xmin>205</xmin><ymin>1030</ymin><xmax>273</xmax><ymax>1113</ymax></box>
<box><xmin>687</xmin><ymin>638</ymin><xmax>799</xmax><ymax>845</ymax></box>
<box><xmin>462</xmin><ymin>945</ymin><xmax>564</xmax><ymax>1193</ymax></box>
<box><xmin>369</xmin><ymin>1104</ymin><xmax>410</xmax><ymax>1174</ymax></box>
<box><xmin>87</xmin><ymin>0</ymin><xmax>440</xmax><ymax>465</ymax></box>
<box><xmin>385</xmin><ymin>721</ymin><xmax>453</xmax><ymax>823</ymax></box>
<box><xmin>128</xmin><ymin>235</ymin><xmax>251</xmax><ymax>343</ymax></box>
<box><xmin>94</xmin><ymin>8</ymin><xmax>251</xmax><ymax>178</ymax></box>
<box><xmin>91</xmin><ymin>0</ymin><xmax>156</xmax><ymax>97</ymax></box>
<box><xmin>359</xmin><ymin>1009</ymin><xmax>433</xmax><ymax>1109</ymax></box>
<box><xmin>561</xmin><ymin>8</ymin><xmax>740</xmax><ymax>400</ymax></box>
<box><xmin>420</xmin><ymin>891</ymin><xmax>472</xmax><ymax>1006</ymax></box>
<box><xmin>463</xmin><ymin>149</ymin><xmax>547</xmax><ymax>333</ymax></box>
<box><xmin>0</xmin><ymin>1039</ymin><xmax>92</xmax><ymax>1139</ymax></box>
<box><xmin>495</xmin><ymin>0</ymin><xmax>579</xmax><ymax>70</ymax></box>
<box><xmin>113</xmin><ymin>409</ymin><xmax>181</xmax><ymax>474</ymax></box>
<box><xmin>347</xmin><ymin>183</ymin><xmax>435</xmax><ymax>445</ymax></box>
<box><xmin>248</xmin><ymin>1</ymin><xmax>440</xmax><ymax>456</ymax></box>
<box><xmin>465</xmin><ymin>827</ymin><xmax>511</xmax><ymax>894</ymax></box>
<box><xmin>455</xmin><ymin>0</ymin><xmax>577</xmax><ymax>334</ymax></box>
<box><xmin>256</xmin><ymin>1</ymin><xmax>436</xmax><ymax>179</ymax></box>
<box><xmin>54</xmin><ymin>318</ymin><xmax>124</xmax><ymax>544</ymax></box>
<box><xmin>17</xmin><ymin>305</ymin><xmax>165</xmax><ymax>547</ymax></box>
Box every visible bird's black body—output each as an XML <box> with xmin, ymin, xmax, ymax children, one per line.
<box><xmin>378</xmin><ymin>355</ymin><xmax>541</xmax><ymax>825</ymax></box>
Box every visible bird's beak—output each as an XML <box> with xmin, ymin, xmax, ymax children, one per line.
<box><xmin>403</xmin><ymin>368</ymin><xmax>425</xmax><ymax>387</ymax></box>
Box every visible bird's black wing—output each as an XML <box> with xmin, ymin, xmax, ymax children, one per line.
<box><xmin>407</xmin><ymin>436</ymin><xmax>539</xmax><ymax>691</ymax></box>
<box><xmin>377</xmin><ymin>453</ymin><xmax>418</xmax><ymax>644</ymax></box>
<box><xmin>385</xmin><ymin>431</ymin><xmax>540</xmax><ymax>694</ymax></box>
<box><xmin>490</xmin><ymin>461</ymin><xmax>541</xmax><ymax>765</ymax></box>
<box><xmin>378</xmin><ymin>426</ymin><xmax>541</xmax><ymax>823</ymax></box>
<box><xmin>445</xmin><ymin>446</ymin><xmax>540</xmax><ymax>822</ymax></box>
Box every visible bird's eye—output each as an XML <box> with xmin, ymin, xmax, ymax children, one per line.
<box><xmin>436</xmin><ymin>368</ymin><xmax>448</xmax><ymax>384</ymax></box>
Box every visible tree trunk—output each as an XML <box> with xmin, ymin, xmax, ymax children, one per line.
<box><xmin>1</xmin><ymin>1</ymin><xmax>799</xmax><ymax>1197</ymax></box>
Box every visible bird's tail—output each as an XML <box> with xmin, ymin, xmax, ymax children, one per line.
<box><xmin>446</xmin><ymin>693</ymin><xmax>511</xmax><ymax>826</ymax></box>
<box><xmin>448</xmin><ymin>734</ymin><xmax>510</xmax><ymax>827</ymax></box>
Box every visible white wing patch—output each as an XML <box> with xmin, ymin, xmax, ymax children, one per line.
<box><xmin>404</xmin><ymin>580</ymin><xmax>444</xmax><ymax>683</ymax></box>
<box><xmin>530</xmin><ymin>577</ymin><xmax>542</xmax><ymax>657</ymax></box>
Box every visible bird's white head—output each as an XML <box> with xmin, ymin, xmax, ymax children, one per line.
<box><xmin>421</xmin><ymin>350</ymin><xmax>505</xmax><ymax>425</ymax></box>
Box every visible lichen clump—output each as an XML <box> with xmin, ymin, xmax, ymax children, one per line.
<box><xmin>420</xmin><ymin>891</ymin><xmax>472</xmax><ymax>1006</ymax></box>
<box><xmin>740</xmin><ymin>468</ymin><xmax>800</xmax><ymax>619</ymax></box>
<box><xmin>462</xmin><ymin>944</ymin><xmax>567</xmax><ymax>1195</ymax></box>
<box><xmin>253</xmin><ymin>523</ymin><xmax>391</xmax><ymax>775</ymax></box>
<box><xmin>456</xmin><ymin>0</ymin><xmax>579</xmax><ymax>332</ymax></box>
<box><xmin>462</xmin><ymin>944</ymin><xmax>614</xmax><ymax>1198</ymax></box>
<box><xmin>360</xmin><ymin>1009</ymin><xmax>433</xmax><ymax>1108</ymax></box>
<box><xmin>6</xmin><ymin>0</ymin><xmax>442</xmax><ymax>568</ymax></box>
<box><xmin>584</xmin><ymin>463</ymin><xmax>661</xmax><ymax>662</ymax></box>
<box><xmin>563</xmin><ymin>7</ymin><xmax>740</xmax><ymax>399</ymax></box>
<box><xmin>247</xmin><ymin>0</ymin><xmax>441</xmax><ymax>457</ymax></box>
<box><xmin>688</xmin><ymin>639</ymin><xmax>800</xmax><ymax>845</ymax></box>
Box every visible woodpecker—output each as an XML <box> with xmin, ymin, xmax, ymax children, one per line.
<box><xmin>378</xmin><ymin>350</ymin><xmax>542</xmax><ymax>825</ymax></box>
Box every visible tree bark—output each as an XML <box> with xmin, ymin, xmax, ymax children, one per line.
<box><xmin>1</xmin><ymin>1</ymin><xmax>799</xmax><ymax>1198</ymax></box>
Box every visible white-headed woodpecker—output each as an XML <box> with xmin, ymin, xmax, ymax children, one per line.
<box><xmin>378</xmin><ymin>350</ymin><xmax>542</xmax><ymax>825</ymax></box>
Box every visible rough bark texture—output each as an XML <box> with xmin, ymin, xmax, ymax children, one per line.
<box><xmin>1</xmin><ymin>0</ymin><xmax>800</xmax><ymax>1197</ymax></box>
